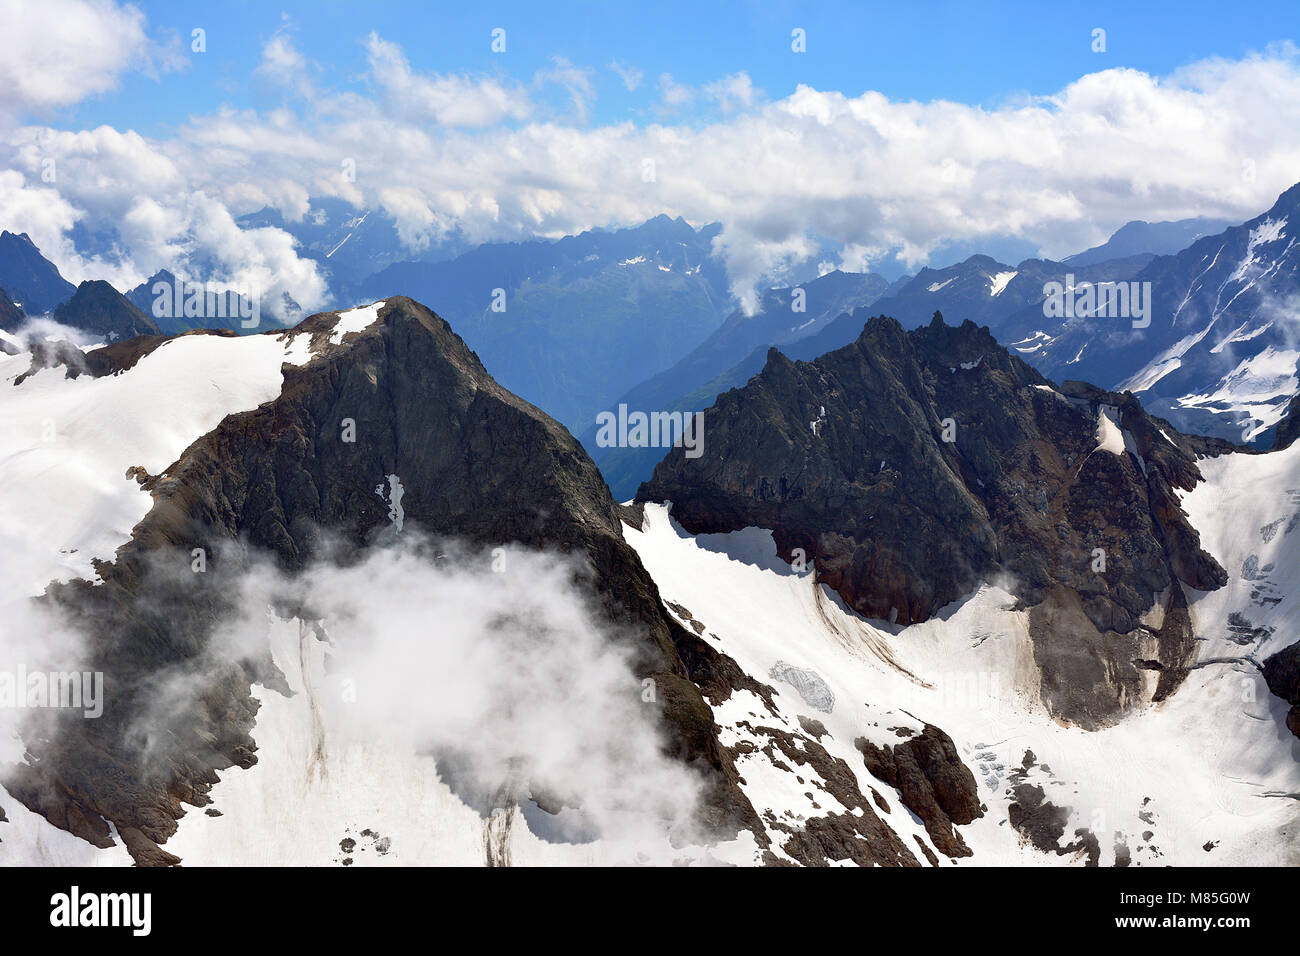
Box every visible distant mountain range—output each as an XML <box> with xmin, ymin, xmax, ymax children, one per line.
<box><xmin>1005</xmin><ymin>184</ymin><xmax>1300</xmax><ymax>444</ymax></box>
<box><xmin>124</xmin><ymin>270</ymin><xmax>265</xmax><ymax>335</ymax></box>
<box><xmin>583</xmin><ymin>227</ymin><xmax>1226</xmax><ymax>498</ymax></box>
<box><xmin>2</xmin><ymin>196</ymin><xmax>1297</xmax><ymax>466</ymax></box>
<box><xmin>583</xmin><ymin>268</ymin><xmax>901</xmax><ymax>498</ymax></box>
<box><xmin>0</xmin><ymin>231</ymin><xmax>77</xmax><ymax>314</ymax></box>
<box><xmin>586</xmin><ymin>196</ymin><xmax>1299</xmax><ymax>496</ymax></box>
<box><xmin>0</xmin><ymin>217</ymin><xmax>735</xmax><ymax>429</ymax></box>
<box><xmin>1063</xmin><ymin>217</ymin><xmax>1234</xmax><ymax>267</ymax></box>
<box><xmin>3</xmin><ymin>294</ymin><xmax>1294</xmax><ymax>866</ymax></box>
<box><xmin>236</xmin><ymin>198</ymin><xmax>474</xmax><ymax>301</ymax></box>
<box><xmin>356</xmin><ymin>214</ymin><xmax>735</xmax><ymax>428</ymax></box>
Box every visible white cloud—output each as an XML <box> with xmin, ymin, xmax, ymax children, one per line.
<box><xmin>836</xmin><ymin>242</ymin><xmax>887</xmax><ymax>275</ymax></box>
<box><xmin>364</xmin><ymin>32</ymin><xmax>531</xmax><ymax>127</ymax></box>
<box><xmin>5</xmin><ymin>28</ymin><xmax>1300</xmax><ymax>319</ymax></box>
<box><xmin>256</xmin><ymin>25</ymin><xmax>313</xmax><ymax>100</ymax></box>
<box><xmin>127</xmin><ymin>538</ymin><xmax>709</xmax><ymax>851</ymax></box>
<box><xmin>0</xmin><ymin>0</ymin><xmax>180</xmax><ymax>115</ymax></box>
<box><xmin>0</xmin><ymin>169</ymin><xmax>83</xmax><ymax>270</ymax></box>
<box><xmin>608</xmin><ymin>60</ymin><xmax>644</xmax><ymax>92</ymax></box>
<box><xmin>657</xmin><ymin>73</ymin><xmax>695</xmax><ymax>111</ymax></box>
<box><xmin>0</xmin><ymin>124</ymin><xmax>328</xmax><ymax>317</ymax></box>
<box><xmin>704</xmin><ymin>72</ymin><xmax>760</xmax><ymax>113</ymax></box>
<box><xmin>534</xmin><ymin>57</ymin><xmax>596</xmax><ymax>124</ymax></box>
<box><xmin>377</xmin><ymin>185</ymin><xmax>441</xmax><ymax>250</ymax></box>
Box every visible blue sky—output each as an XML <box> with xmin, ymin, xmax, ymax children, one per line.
<box><xmin>60</xmin><ymin>0</ymin><xmax>1299</xmax><ymax>135</ymax></box>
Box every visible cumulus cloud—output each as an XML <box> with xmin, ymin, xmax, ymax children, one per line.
<box><xmin>654</xmin><ymin>71</ymin><xmax>760</xmax><ymax>118</ymax></box>
<box><xmin>0</xmin><ymin>169</ymin><xmax>83</xmax><ymax>273</ymax></box>
<box><xmin>4</xmin><ymin>20</ymin><xmax>1300</xmax><ymax>319</ymax></box>
<box><xmin>0</xmin><ymin>132</ymin><xmax>328</xmax><ymax>318</ymax></box>
<box><xmin>835</xmin><ymin>241</ymin><xmax>889</xmax><ymax>275</ymax></box>
<box><xmin>255</xmin><ymin>25</ymin><xmax>314</xmax><ymax>100</ymax></box>
<box><xmin>704</xmin><ymin>71</ymin><xmax>760</xmax><ymax>113</ymax></box>
<box><xmin>0</xmin><ymin>0</ymin><xmax>182</xmax><ymax>116</ymax></box>
<box><xmin>657</xmin><ymin>73</ymin><xmax>695</xmax><ymax>111</ymax></box>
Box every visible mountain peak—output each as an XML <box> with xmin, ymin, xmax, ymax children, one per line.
<box><xmin>0</xmin><ymin>230</ymin><xmax>77</xmax><ymax>314</ymax></box>
<box><xmin>1063</xmin><ymin>214</ymin><xmax>1238</xmax><ymax>266</ymax></box>
<box><xmin>640</xmin><ymin>317</ymin><xmax>1226</xmax><ymax>728</ymax></box>
<box><xmin>8</xmin><ymin>293</ymin><xmax>762</xmax><ymax>863</ymax></box>
<box><xmin>53</xmin><ymin>279</ymin><xmax>160</xmax><ymax>340</ymax></box>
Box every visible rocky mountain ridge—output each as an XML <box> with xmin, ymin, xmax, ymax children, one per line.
<box><xmin>2</xmin><ymin>297</ymin><xmax>764</xmax><ymax>863</ymax></box>
<box><xmin>639</xmin><ymin>311</ymin><xmax>1236</xmax><ymax>729</ymax></box>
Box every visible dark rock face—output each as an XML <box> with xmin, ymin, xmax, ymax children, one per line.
<box><xmin>1007</xmin><ymin>783</ymin><xmax>1100</xmax><ymax>866</ymax></box>
<box><xmin>0</xmin><ymin>286</ymin><xmax>24</xmax><ymax>340</ymax></box>
<box><xmin>6</xmin><ymin>297</ymin><xmax>760</xmax><ymax>862</ymax></box>
<box><xmin>124</xmin><ymin>270</ymin><xmax>259</xmax><ymax>336</ymax></box>
<box><xmin>1027</xmin><ymin>578</ymin><xmax>1199</xmax><ymax>730</ymax></box>
<box><xmin>639</xmin><ymin>313</ymin><xmax>1229</xmax><ymax>725</ymax></box>
<box><xmin>734</xmin><ymin>722</ymin><xmax>919</xmax><ymax>866</ymax></box>
<box><xmin>0</xmin><ymin>231</ymin><xmax>77</xmax><ymax>316</ymax></box>
<box><xmin>1262</xmin><ymin>640</ymin><xmax>1300</xmax><ymax>739</ymax></box>
<box><xmin>1273</xmin><ymin>392</ymin><xmax>1300</xmax><ymax>452</ymax></box>
<box><xmin>1004</xmin><ymin>182</ymin><xmax>1300</xmax><ymax>445</ymax></box>
<box><xmin>52</xmin><ymin>280</ymin><xmax>160</xmax><ymax>340</ymax></box>
<box><xmin>857</xmin><ymin>724</ymin><xmax>983</xmax><ymax>858</ymax></box>
<box><xmin>779</xmin><ymin>810</ymin><xmax>918</xmax><ymax>867</ymax></box>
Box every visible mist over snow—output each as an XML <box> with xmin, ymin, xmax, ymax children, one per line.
<box><xmin>0</xmin><ymin>315</ymin><xmax>108</xmax><ymax>350</ymax></box>
<box><xmin>0</xmin><ymin>543</ymin><xmax>99</xmax><ymax>767</ymax></box>
<box><xmin>122</xmin><ymin>534</ymin><xmax>709</xmax><ymax>852</ymax></box>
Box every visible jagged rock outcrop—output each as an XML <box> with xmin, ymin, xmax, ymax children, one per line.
<box><xmin>52</xmin><ymin>280</ymin><xmax>160</xmax><ymax>340</ymax></box>
<box><xmin>0</xmin><ymin>286</ymin><xmax>24</xmax><ymax>341</ymax></box>
<box><xmin>6</xmin><ymin>297</ymin><xmax>761</xmax><ymax>863</ymax></box>
<box><xmin>1273</xmin><ymin>392</ymin><xmax>1300</xmax><ymax>452</ymax></box>
<box><xmin>639</xmin><ymin>312</ymin><xmax>1230</xmax><ymax>727</ymax></box>
<box><xmin>1262</xmin><ymin>640</ymin><xmax>1300</xmax><ymax>739</ymax></box>
<box><xmin>736</xmin><ymin>722</ymin><xmax>919</xmax><ymax>867</ymax></box>
<box><xmin>1008</xmin><ymin>784</ymin><xmax>1101</xmax><ymax>865</ymax></box>
<box><xmin>857</xmin><ymin>724</ymin><xmax>983</xmax><ymax>858</ymax></box>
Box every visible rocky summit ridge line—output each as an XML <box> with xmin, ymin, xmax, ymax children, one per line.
<box><xmin>639</xmin><ymin>311</ymin><xmax>1239</xmax><ymax>730</ymax></box>
<box><xmin>4</xmin><ymin>297</ymin><xmax>766</xmax><ymax>864</ymax></box>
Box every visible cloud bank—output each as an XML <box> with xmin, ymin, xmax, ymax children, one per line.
<box><xmin>3</xmin><ymin>1</ymin><xmax>1299</xmax><ymax>313</ymax></box>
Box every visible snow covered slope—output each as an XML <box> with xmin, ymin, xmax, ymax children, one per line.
<box><xmin>1018</xmin><ymin>184</ymin><xmax>1300</xmax><ymax>446</ymax></box>
<box><xmin>1</xmin><ymin>297</ymin><xmax>1295</xmax><ymax>867</ymax></box>
<box><xmin>624</xmin><ymin>476</ymin><xmax>1299</xmax><ymax>865</ymax></box>
<box><xmin>0</xmin><ymin>303</ymin><xmax>386</xmax><ymax>594</ymax></box>
<box><xmin>0</xmin><ymin>298</ymin><xmax>761</xmax><ymax>867</ymax></box>
<box><xmin>1</xmin><ymin>611</ymin><xmax>760</xmax><ymax>867</ymax></box>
